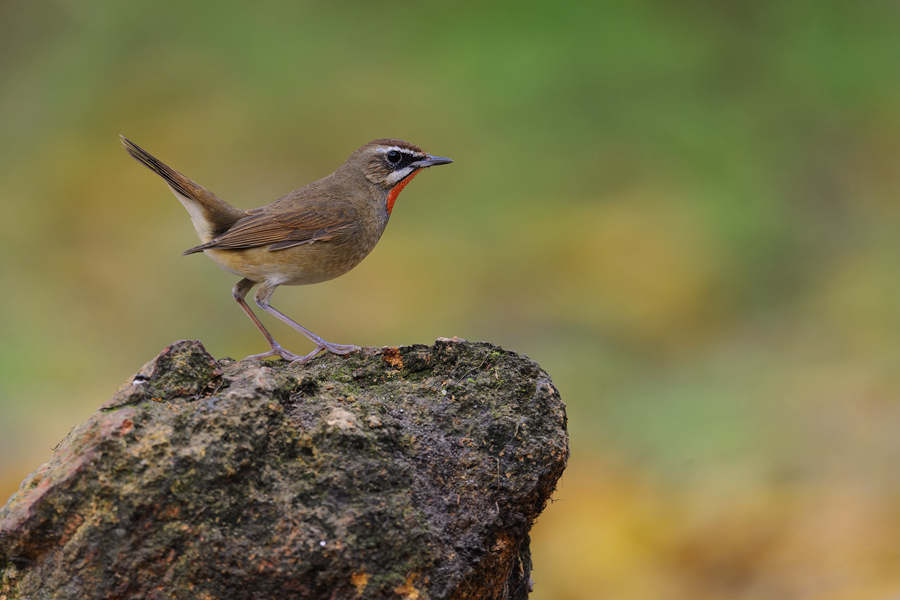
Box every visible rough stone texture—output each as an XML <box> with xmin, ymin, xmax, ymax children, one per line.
<box><xmin>0</xmin><ymin>339</ymin><xmax>568</xmax><ymax>600</ymax></box>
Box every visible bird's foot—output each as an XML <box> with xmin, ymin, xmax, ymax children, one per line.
<box><xmin>322</xmin><ymin>342</ymin><xmax>361</xmax><ymax>355</ymax></box>
<box><xmin>245</xmin><ymin>344</ymin><xmax>304</xmax><ymax>362</ymax></box>
<box><xmin>287</xmin><ymin>346</ymin><xmax>328</xmax><ymax>364</ymax></box>
<box><xmin>287</xmin><ymin>343</ymin><xmax>359</xmax><ymax>364</ymax></box>
<box><xmin>245</xmin><ymin>342</ymin><xmax>359</xmax><ymax>364</ymax></box>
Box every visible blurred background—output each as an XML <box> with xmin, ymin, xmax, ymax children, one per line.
<box><xmin>2</xmin><ymin>1</ymin><xmax>900</xmax><ymax>598</ymax></box>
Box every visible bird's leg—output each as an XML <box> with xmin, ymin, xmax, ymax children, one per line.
<box><xmin>253</xmin><ymin>283</ymin><xmax>361</xmax><ymax>358</ymax></box>
<box><xmin>232</xmin><ymin>278</ymin><xmax>304</xmax><ymax>361</ymax></box>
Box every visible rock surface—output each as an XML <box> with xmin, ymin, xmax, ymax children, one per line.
<box><xmin>0</xmin><ymin>339</ymin><xmax>568</xmax><ymax>600</ymax></box>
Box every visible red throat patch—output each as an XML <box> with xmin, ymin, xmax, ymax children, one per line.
<box><xmin>386</xmin><ymin>170</ymin><xmax>420</xmax><ymax>215</ymax></box>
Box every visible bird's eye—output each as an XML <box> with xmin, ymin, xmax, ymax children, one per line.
<box><xmin>387</xmin><ymin>150</ymin><xmax>401</xmax><ymax>164</ymax></box>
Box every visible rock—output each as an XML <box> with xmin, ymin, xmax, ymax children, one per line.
<box><xmin>0</xmin><ymin>339</ymin><xmax>568</xmax><ymax>599</ymax></box>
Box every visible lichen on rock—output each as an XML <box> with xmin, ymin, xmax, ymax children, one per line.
<box><xmin>0</xmin><ymin>339</ymin><xmax>568</xmax><ymax>599</ymax></box>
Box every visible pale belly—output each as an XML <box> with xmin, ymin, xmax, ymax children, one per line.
<box><xmin>204</xmin><ymin>242</ymin><xmax>372</xmax><ymax>286</ymax></box>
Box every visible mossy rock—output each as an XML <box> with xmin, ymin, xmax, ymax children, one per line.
<box><xmin>0</xmin><ymin>339</ymin><xmax>568</xmax><ymax>599</ymax></box>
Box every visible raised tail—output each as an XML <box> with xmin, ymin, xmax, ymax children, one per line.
<box><xmin>120</xmin><ymin>135</ymin><xmax>245</xmax><ymax>243</ymax></box>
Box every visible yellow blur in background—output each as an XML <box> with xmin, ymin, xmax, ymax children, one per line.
<box><xmin>2</xmin><ymin>2</ymin><xmax>900</xmax><ymax>598</ymax></box>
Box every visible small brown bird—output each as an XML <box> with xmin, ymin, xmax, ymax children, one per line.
<box><xmin>121</xmin><ymin>135</ymin><xmax>452</xmax><ymax>362</ymax></box>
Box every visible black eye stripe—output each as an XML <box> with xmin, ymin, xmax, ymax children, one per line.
<box><xmin>384</xmin><ymin>149</ymin><xmax>422</xmax><ymax>170</ymax></box>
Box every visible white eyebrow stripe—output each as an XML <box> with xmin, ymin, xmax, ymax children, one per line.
<box><xmin>375</xmin><ymin>146</ymin><xmax>426</xmax><ymax>157</ymax></box>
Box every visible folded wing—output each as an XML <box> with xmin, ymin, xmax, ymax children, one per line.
<box><xmin>183</xmin><ymin>203</ymin><xmax>357</xmax><ymax>255</ymax></box>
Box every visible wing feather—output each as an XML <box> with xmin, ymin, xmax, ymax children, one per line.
<box><xmin>183</xmin><ymin>202</ymin><xmax>358</xmax><ymax>255</ymax></box>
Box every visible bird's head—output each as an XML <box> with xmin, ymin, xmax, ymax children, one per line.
<box><xmin>347</xmin><ymin>139</ymin><xmax>453</xmax><ymax>214</ymax></box>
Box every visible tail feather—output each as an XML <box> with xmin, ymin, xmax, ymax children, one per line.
<box><xmin>120</xmin><ymin>135</ymin><xmax>245</xmax><ymax>241</ymax></box>
<box><xmin>121</xmin><ymin>135</ymin><xmax>198</xmax><ymax>201</ymax></box>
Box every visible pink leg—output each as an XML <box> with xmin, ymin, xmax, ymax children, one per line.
<box><xmin>232</xmin><ymin>278</ymin><xmax>305</xmax><ymax>361</ymax></box>
<box><xmin>253</xmin><ymin>282</ymin><xmax>360</xmax><ymax>359</ymax></box>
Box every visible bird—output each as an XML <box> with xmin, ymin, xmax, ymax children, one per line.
<box><xmin>121</xmin><ymin>135</ymin><xmax>452</xmax><ymax>363</ymax></box>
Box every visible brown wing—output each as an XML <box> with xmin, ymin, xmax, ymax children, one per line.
<box><xmin>183</xmin><ymin>201</ymin><xmax>358</xmax><ymax>255</ymax></box>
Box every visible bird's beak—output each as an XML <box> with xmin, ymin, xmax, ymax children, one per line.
<box><xmin>411</xmin><ymin>155</ymin><xmax>453</xmax><ymax>168</ymax></box>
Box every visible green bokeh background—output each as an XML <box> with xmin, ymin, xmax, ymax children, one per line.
<box><xmin>3</xmin><ymin>2</ymin><xmax>900</xmax><ymax>598</ymax></box>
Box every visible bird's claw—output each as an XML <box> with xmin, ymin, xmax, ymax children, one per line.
<box><xmin>245</xmin><ymin>344</ymin><xmax>304</xmax><ymax>362</ymax></box>
<box><xmin>322</xmin><ymin>342</ymin><xmax>361</xmax><ymax>355</ymax></box>
<box><xmin>246</xmin><ymin>342</ymin><xmax>360</xmax><ymax>364</ymax></box>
